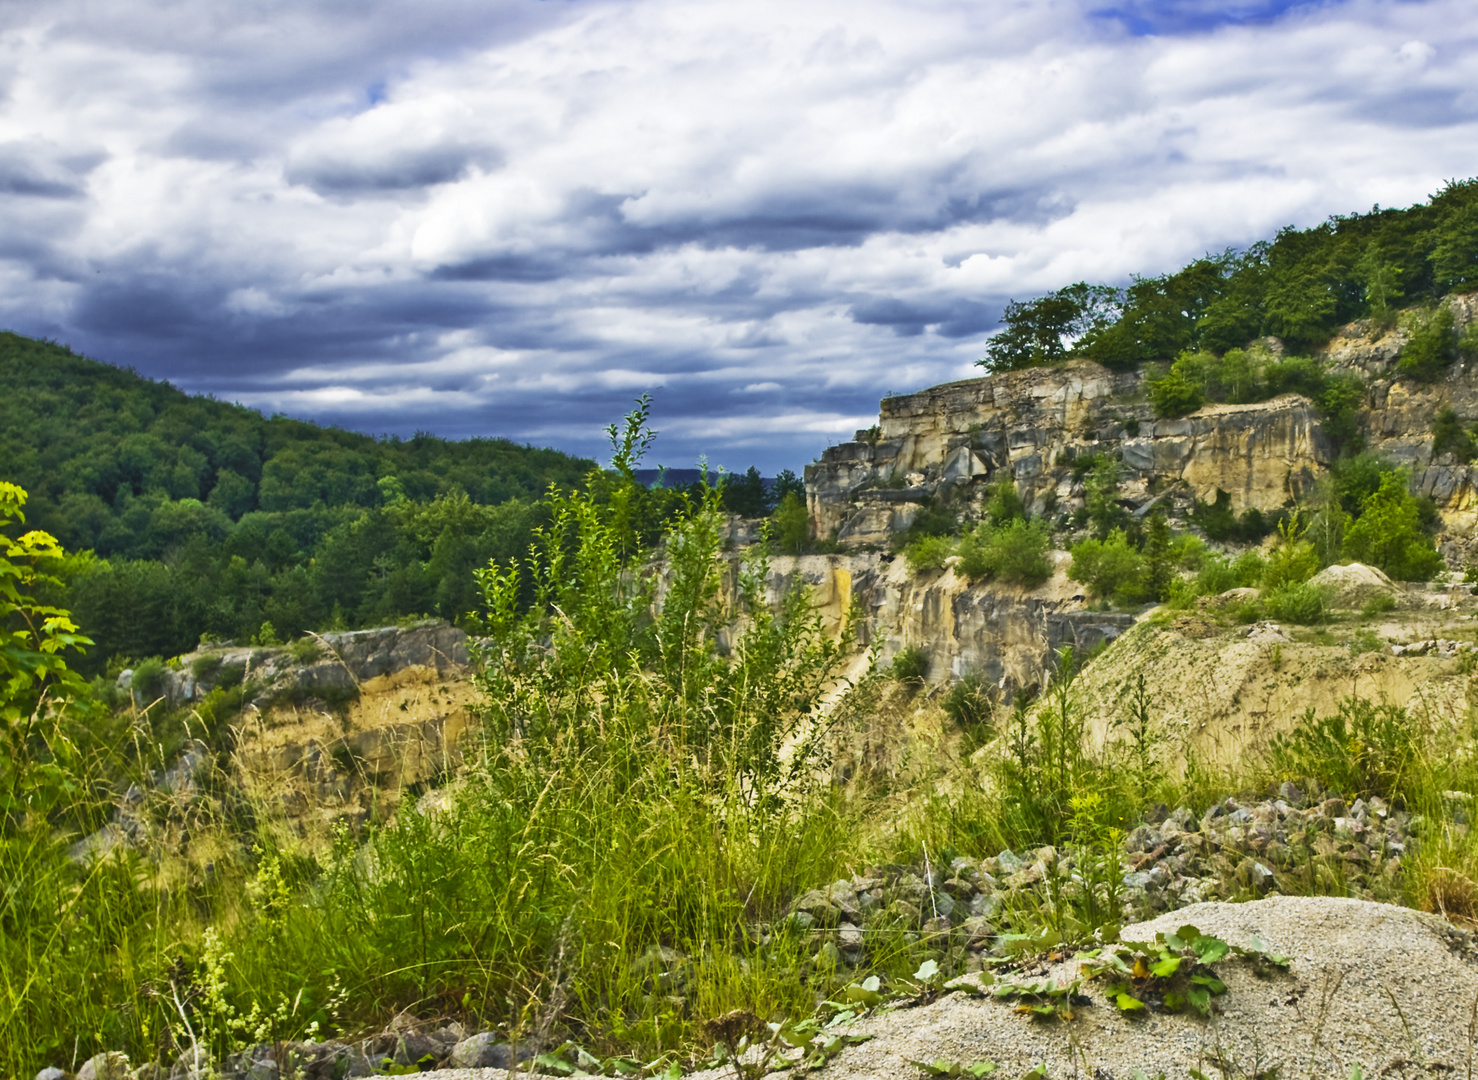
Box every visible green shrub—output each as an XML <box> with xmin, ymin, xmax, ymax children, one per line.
<box><xmin>772</xmin><ymin>490</ymin><xmax>810</xmax><ymax>554</ymax></box>
<box><xmin>1083</xmin><ymin>456</ymin><xmax>1128</xmax><ymax>538</ymax></box>
<box><xmin>191</xmin><ymin>653</ymin><xmax>223</xmax><ymax>682</ymax></box>
<box><xmin>1342</xmin><ymin>471</ymin><xmax>1446</xmax><ymax>581</ymax></box>
<box><xmin>1262</xmin><ymin>517</ymin><xmax>1320</xmax><ymax>590</ymax></box>
<box><xmin>1189</xmin><ymin>489</ymin><xmax>1276</xmax><ymax>543</ymax></box>
<box><xmin>1148</xmin><ymin>364</ymin><xmax>1205</xmax><ymax>418</ymax></box>
<box><xmin>1262</xmin><ymin>581</ymin><xmax>1327</xmax><ymax>624</ymax></box>
<box><xmin>129</xmin><ymin>657</ymin><xmax>168</xmax><ymax>703</ymax></box>
<box><xmin>904</xmin><ymin>534</ymin><xmax>956</xmax><ymax>573</ymax></box>
<box><xmin>957</xmin><ymin>519</ymin><xmax>1052</xmax><ymax>586</ymax></box>
<box><xmin>1268</xmin><ymin>696</ymin><xmax>1425</xmax><ymax>801</ymax></box>
<box><xmin>1431</xmin><ymin>407</ymin><xmax>1477</xmax><ymax>463</ymax></box>
<box><xmin>1068</xmin><ymin>529</ymin><xmax>1146</xmax><ymax>605</ymax></box>
<box><xmin>942</xmin><ymin>672</ymin><xmax>994</xmax><ymax>750</ymax></box>
<box><xmin>983</xmin><ymin>476</ymin><xmax>1027</xmax><ymax>525</ymax></box>
<box><xmin>213</xmin><ymin>662</ymin><xmax>245</xmax><ymax>690</ymax></box>
<box><xmin>1397</xmin><ymin>305</ymin><xmax>1457</xmax><ymax>382</ymax></box>
<box><xmin>891</xmin><ymin>646</ymin><xmax>929</xmax><ymax>685</ymax></box>
<box><xmin>287</xmin><ymin>637</ymin><xmax>322</xmax><ymax>665</ymax></box>
<box><xmin>1361</xmin><ymin>593</ymin><xmax>1397</xmax><ymax>617</ymax></box>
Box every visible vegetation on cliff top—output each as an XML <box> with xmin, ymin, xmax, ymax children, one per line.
<box><xmin>979</xmin><ymin>178</ymin><xmax>1478</xmax><ymax>374</ymax></box>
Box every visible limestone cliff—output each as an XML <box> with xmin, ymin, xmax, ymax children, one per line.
<box><xmin>806</xmin><ymin>294</ymin><xmax>1478</xmax><ymax>555</ymax></box>
<box><xmin>750</xmin><ymin>553</ymin><xmax>1131</xmax><ymax>696</ymax></box>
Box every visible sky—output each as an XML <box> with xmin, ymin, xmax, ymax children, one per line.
<box><xmin>2</xmin><ymin>0</ymin><xmax>1477</xmax><ymax>474</ymax></box>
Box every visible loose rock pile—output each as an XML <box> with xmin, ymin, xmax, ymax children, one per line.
<box><xmin>770</xmin><ymin>785</ymin><xmax>1415</xmax><ymax>973</ymax></box>
<box><xmin>61</xmin><ymin>1021</ymin><xmax>537</xmax><ymax>1080</ymax></box>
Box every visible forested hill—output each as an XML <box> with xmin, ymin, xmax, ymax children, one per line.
<box><xmin>0</xmin><ymin>332</ymin><xmax>592</xmax><ymax>671</ymax></box>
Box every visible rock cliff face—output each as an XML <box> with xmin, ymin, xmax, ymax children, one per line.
<box><xmin>750</xmin><ymin>553</ymin><xmax>1132</xmax><ymax>697</ymax></box>
<box><xmin>806</xmin><ymin>295</ymin><xmax>1478</xmax><ymax>554</ymax></box>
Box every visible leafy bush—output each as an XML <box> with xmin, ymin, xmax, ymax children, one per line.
<box><xmin>982</xmin><ymin>476</ymin><xmax>1027</xmax><ymax>526</ymax></box>
<box><xmin>1262</xmin><ymin>581</ymin><xmax>1327</xmax><ymax>624</ymax></box>
<box><xmin>129</xmin><ymin>657</ymin><xmax>168</xmax><ymax>703</ymax></box>
<box><xmin>1342</xmin><ymin>471</ymin><xmax>1446</xmax><ymax>581</ymax></box>
<box><xmin>957</xmin><ymin>519</ymin><xmax>1052</xmax><ymax>587</ymax></box>
<box><xmin>1261</xmin><ymin>516</ymin><xmax>1320</xmax><ymax>590</ymax></box>
<box><xmin>1431</xmin><ymin>407</ymin><xmax>1477</xmax><ymax>463</ymax></box>
<box><xmin>1269</xmin><ymin>697</ymin><xmax>1425</xmax><ymax>801</ymax></box>
<box><xmin>1082</xmin><ymin>456</ymin><xmax>1128</xmax><ymax>538</ymax></box>
<box><xmin>942</xmin><ymin>673</ymin><xmax>994</xmax><ymax>751</ymax></box>
<box><xmin>772</xmin><ymin>490</ymin><xmax>810</xmax><ymax>554</ymax></box>
<box><xmin>904</xmin><ymin>534</ymin><xmax>955</xmax><ymax>573</ymax></box>
<box><xmin>1361</xmin><ymin>592</ymin><xmax>1397</xmax><ymax>617</ymax></box>
<box><xmin>1068</xmin><ymin>529</ymin><xmax>1146</xmax><ymax>605</ymax></box>
<box><xmin>287</xmin><ymin>637</ymin><xmax>322</xmax><ymax>665</ymax></box>
<box><xmin>1397</xmin><ymin>305</ymin><xmax>1457</xmax><ymax>382</ymax></box>
<box><xmin>891</xmin><ymin>646</ymin><xmax>930</xmax><ymax>685</ymax></box>
<box><xmin>1148</xmin><ymin>364</ymin><xmax>1205</xmax><ymax>418</ymax></box>
<box><xmin>1189</xmin><ymin>489</ymin><xmax>1275</xmax><ymax>543</ymax></box>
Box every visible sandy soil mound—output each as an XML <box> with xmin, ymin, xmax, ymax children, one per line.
<box><xmin>1309</xmin><ymin>562</ymin><xmax>1397</xmax><ymax>608</ymax></box>
<box><xmin>795</xmin><ymin>896</ymin><xmax>1478</xmax><ymax>1079</ymax></box>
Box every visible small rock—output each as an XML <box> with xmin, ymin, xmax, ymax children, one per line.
<box><xmin>921</xmin><ymin>915</ymin><xmax>952</xmax><ymax>937</ymax></box>
<box><xmin>838</xmin><ymin>922</ymin><xmax>865</xmax><ymax>949</ymax></box>
<box><xmin>78</xmin><ymin>1055</ymin><xmax>131</xmax><ymax>1080</ymax></box>
<box><xmin>36</xmin><ymin>1069</ymin><xmax>67</xmax><ymax>1080</ymax></box>
<box><xmin>996</xmin><ymin>849</ymin><xmax>1025</xmax><ymax>874</ymax></box>
<box><xmin>449</xmin><ymin>1034</ymin><xmax>511</xmax><ymax>1070</ymax></box>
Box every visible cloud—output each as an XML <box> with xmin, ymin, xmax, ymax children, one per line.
<box><xmin>0</xmin><ymin>0</ymin><xmax>1475</xmax><ymax>472</ymax></box>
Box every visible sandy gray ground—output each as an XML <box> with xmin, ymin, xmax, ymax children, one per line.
<box><xmin>428</xmin><ymin>896</ymin><xmax>1478</xmax><ymax>1080</ymax></box>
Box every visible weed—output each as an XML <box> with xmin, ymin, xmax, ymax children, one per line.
<box><xmin>892</xmin><ymin>647</ymin><xmax>930</xmax><ymax>686</ymax></box>
<box><xmin>1269</xmin><ymin>697</ymin><xmax>1427</xmax><ymax>802</ymax></box>
<box><xmin>1361</xmin><ymin>593</ymin><xmax>1397</xmax><ymax>618</ymax></box>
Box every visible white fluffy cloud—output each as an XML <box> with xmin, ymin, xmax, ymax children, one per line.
<box><xmin>2</xmin><ymin>0</ymin><xmax>1476</xmax><ymax>470</ymax></box>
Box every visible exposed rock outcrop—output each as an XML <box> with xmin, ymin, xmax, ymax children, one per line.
<box><xmin>806</xmin><ymin>363</ymin><xmax>1328</xmax><ymax>545</ymax></box>
<box><xmin>752</xmin><ymin>553</ymin><xmax>1131</xmax><ymax>696</ymax></box>
<box><xmin>807</xmin><ymin>298</ymin><xmax>1478</xmax><ymax>554</ymax></box>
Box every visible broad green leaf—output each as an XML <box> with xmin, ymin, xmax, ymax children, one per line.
<box><xmin>1187</xmin><ymin>986</ymin><xmax>1212</xmax><ymax>1016</ymax></box>
<box><xmin>1190</xmin><ymin>974</ymin><xmax>1227</xmax><ymax>995</ymax></box>
<box><xmin>1191</xmin><ymin>936</ymin><xmax>1229</xmax><ymax>964</ymax></box>
<box><xmin>1150</xmin><ymin>955</ymin><xmax>1182</xmax><ymax>977</ymax></box>
<box><xmin>966</xmin><ymin>1065</ymin><xmax>999</xmax><ymax>1078</ymax></box>
<box><xmin>1115</xmin><ymin>992</ymin><xmax>1146</xmax><ymax>1011</ymax></box>
<box><xmin>915</xmin><ymin>959</ymin><xmax>941</xmax><ymax>982</ymax></box>
<box><xmin>1163</xmin><ymin>990</ymin><xmax>1185</xmax><ymax>1013</ymax></box>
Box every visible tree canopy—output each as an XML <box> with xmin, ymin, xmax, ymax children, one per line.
<box><xmin>980</xmin><ymin>179</ymin><xmax>1478</xmax><ymax>373</ymax></box>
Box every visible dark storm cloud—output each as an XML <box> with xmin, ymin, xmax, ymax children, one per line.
<box><xmin>0</xmin><ymin>0</ymin><xmax>1475</xmax><ymax>473</ymax></box>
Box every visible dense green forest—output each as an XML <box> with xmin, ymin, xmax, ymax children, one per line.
<box><xmin>981</xmin><ymin>178</ymin><xmax>1478</xmax><ymax>373</ymax></box>
<box><xmin>0</xmin><ymin>332</ymin><xmax>598</xmax><ymax>671</ymax></box>
<box><xmin>0</xmin><ymin>336</ymin><xmax>804</xmax><ymax>673</ymax></box>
